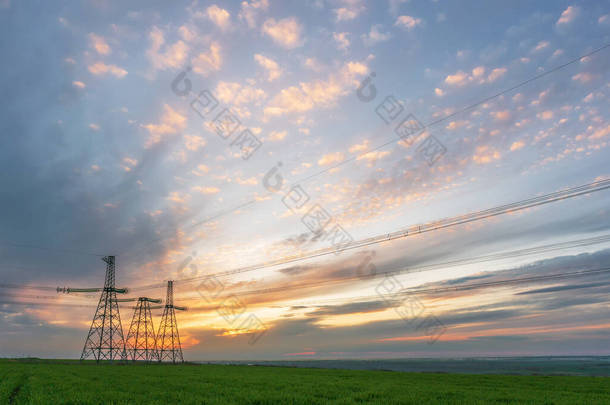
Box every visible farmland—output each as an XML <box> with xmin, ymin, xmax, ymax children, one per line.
<box><xmin>1</xmin><ymin>359</ymin><xmax>609</xmax><ymax>404</ymax></box>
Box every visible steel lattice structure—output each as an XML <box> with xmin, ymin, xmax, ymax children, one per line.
<box><xmin>80</xmin><ymin>256</ymin><xmax>128</xmax><ymax>362</ymax></box>
<box><xmin>157</xmin><ymin>281</ymin><xmax>186</xmax><ymax>363</ymax></box>
<box><xmin>125</xmin><ymin>297</ymin><xmax>162</xmax><ymax>362</ymax></box>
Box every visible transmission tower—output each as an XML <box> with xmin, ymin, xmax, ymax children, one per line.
<box><xmin>80</xmin><ymin>256</ymin><xmax>128</xmax><ymax>362</ymax></box>
<box><xmin>157</xmin><ymin>281</ymin><xmax>187</xmax><ymax>363</ymax></box>
<box><xmin>124</xmin><ymin>297</ymin><xmax>162</xmax><ymax>362</ymax></box>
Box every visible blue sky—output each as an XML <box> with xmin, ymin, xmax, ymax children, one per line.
<box><xmin>1</xmin><ymin>0</ymin><xmax>609</xmax><ymax>360</ymax></box>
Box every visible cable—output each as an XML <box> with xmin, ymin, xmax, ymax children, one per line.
<box><xmin>0</xmin><ymin>241</ymin><xmax>106</xmax><ymax>257</ymax></box>
<box><xmin>297</xmin><ymin>45</ymin><xmax>610</xmax><ymax>185</ymax></box>
<box><xmin>0</xmin><ymin>301</ymin><xmax>97</xmax><ymax>308</ymax></box>
<box><xmin>0</xmin><ymin>293</ymin><xmax>95</xmax><ymax>301</ymax></box>
<box><xmin>170</xmin><ymin>233</ymin><xmax>610</xmax><ymax>300</ymax></box>
<box><xmin>129</xmin><ymin>178</ymin><xmax>610</xmax><ymax>290</ymax></box>
<box><xmin>175</xmin><ymin>267</ymin><xmax>610</xmax><ymax>311</ymax></box>
<box><xmin>401</xmin><ymin>267</ymin><xmax>610</xmax><ymax>295</ymax></box>
<box><xmin>170</xmin><ymin>43</ymin><xmax>610</xmax><ymax>236</ymax></box>
<box><xmin>6</xmin><ymin>232</ymin><xmax>610</xmax><ymax>305</ymax></box>
<box><xmin>0</xmin><ymin>283</ymin><xmax>59</xmax><ymax>291</ymax></box>
<box><xmin>273</xmin><ymin>267</ymin><xmax>610</xmax><ymax>307</ymax></box>
<box><xmin>4</xmin><ymin>268</ymin><xmax>608</xmax><ymax>310</ymax></box>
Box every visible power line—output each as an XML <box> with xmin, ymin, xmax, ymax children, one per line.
<box><xmin>0</xmin><ymin>293</ymin><xmax>94</xmax><ymax>300</ymax></box>
<box><xmin>3</xmin><ymin>45</ymin><xmax>608</xmax><ymax>263</ymax></box>
<box><xmin>297</xmin><ymin>44</ymin><xmax>610</xmax><ymax>186</ymax></box>
<box><xmin>170</xmin><ymin>233</ymin><xmax>610</xmax><ymax>301</ymax></box>
<box><xmin>280</xmin><ymin>267</ymin><xmax>610</xmax><ymax>308</ymax></box>
<box><xmin>130</xmin><ymin>178</ymin><xmax>610</xmax><ymax>290</ymax></box>
<box><xmin>0</xmin><ymin>241</ymin><xmax>106</xmax><ymax>257</ymax></box>
<box><xmin>402</xmin><ymin>267</ymin><xmax>610</xmax><ymax>295</ymax></box>
<box><xmin>169</xmin><ymin>267</ymin><xmax>610</xmax><ymax>312</ymax></box>
<box><xmin>0</xmin><ymin>301</ymin><xmax>97</xmax><ymax>308</ymax></box>
<box><xmin>160</xmin><ymin>42</ymin><xmax>610</xmax><ymax>242</ymax></box>
<box><xmin>0</xmin><ymin>283</ymin><xmax>59</xmax><ymax>291</ymax></box>
<box><xmin>7</xmin><ymin>232</ymin><xmax>610</xmax><ymax>304</ymax></box>
<box><xmin>3</xmin><ymin>266</ymin><xmax>608</xmax><ymax>311</ymax></box>
<box><xmin>6</xmin><ymin>231</ymin><xmax>609</xmax><ymax>304</ymax></box>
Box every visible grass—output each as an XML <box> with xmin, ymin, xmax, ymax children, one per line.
<box><xmin>1</xmin><ymin>358</ymin><xmax>609</xmax><ymax>404</ymax></box>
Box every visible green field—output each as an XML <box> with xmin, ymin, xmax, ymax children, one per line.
<box><xmin>1</xmin><ymin>359</ymin><xmax>609</xmax><ymax>404</ymax></box>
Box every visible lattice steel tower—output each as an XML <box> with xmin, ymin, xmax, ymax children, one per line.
<box><xmin>80</xmin><ymin>256</ymin><xmax>128</xmax><ymax>362</ymax></box>
<box><xmin>125</xmin><ymin>297</ymin><xmax>162</xmax><ymax>362</ymax></box>
<box><xmin>157</xmin><ymin>281</ymin><xmax>187</xmax><ymax>363</ymax></box>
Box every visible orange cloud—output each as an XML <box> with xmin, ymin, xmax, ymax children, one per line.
<box><xmin>141</xmin><ymin>104</ymin><xmax>187</xmax><ymax>147</ymax></box>
<box><xmin>89</xmin><ymin>33</ymin><xmax>110</xmax><ymax>55</ymax></box>
<box><xmin>265</xmin><ymin>60</ymin><xmax>369</xmax><ymax>116</ymax></box>
<box><xmin>192</xmin><ymin>42</ymin><xmax>222</xmax><ymax>76</ymax></box>
<box><xmin>262</xmin><ymin>17</ymin><xmax>303</xmax><ymax>48</ymax></box>
<box><xmin>88</xmin><ymin>62</ymin><xmax>127</xmax><ymax>78</ymax></box>
<box><xmin>510</xmin><ymin>141</ymin><xmax>525</xmax><ymax>151</ymax></box>
<box><xmin>206</xmin><ymin>5</ymin><xmax>231</xmax><ymax>30</ymax></box>
<box><xmin>254</xmin><ymin>54</ymin><xmax>282</xmax><ymax>81</ymax></box>
<box><xmin>318</xmin><ymin>152</ymin><xmax>345</xmax><ymax>166</ymax></box>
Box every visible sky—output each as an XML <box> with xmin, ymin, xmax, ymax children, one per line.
<box><xmin>1</xmin><ymin>0</ymin><xmax>609</xmax><ymax>360</ymax></box>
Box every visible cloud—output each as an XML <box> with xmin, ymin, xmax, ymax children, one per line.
<box><xmin>141</xmin><ymin>104</ymin><xmax>187</xmax><ymax>147</ymax></box>
<box><xmin>239</xmin><ymin>0</ymin><xmax>269</xmax><ymax>28</ymax></box>
<box><xmin>357</xmin><ymin>150</ymin><xmax>390</xmax><ymax>166</ymax></box>
<box><xmin>556</xmin><ymin>6</ymin><xmax>578</xmax><ymax>25</ymax></box>
<box><xmin>192</xmin><ymin>42</ymin><xmax>222</xmax><ymax>76</ymax></box>
<box><xmin>444</xmin><ymin>70</ymin><xmax>468</xmax><ymax>86</ymax></box>
<box><xmin>510</xmin><ymin>141</ymin><xmax>525</xmax><ymax>151</ymax></box>
<box><xmin>434</xmin><ymin>88</ymin><xmax>444</xmax><ymax>97</ymax></box>
<box><xmin>349</xmin><ymin>140</ymin><xmax>369</xmax><ymax>153</ymax></box>
<box><xmin>192</xmin><ymin>186</ymin><xmax>220</xmax><ymax>194</ymax></box>
<box><xmin>121</xmin><ymin>157</ymin><xmax>138</xmax><ymax>172</ymax></box>
<box><xmin>394</xmin><ymin>15</ymin><xmax>422</xmax><ymax>31</ymax></box>
<box><xmin>308</xmin><ymin>300</ymin><xmax>394</xmax><ymax>316</ymax></box>
<box><xmin>537</xmin><ymin>110</ymin><xmax>554</xmax><ymax>120</ymax></box>
<box><xmin>516</xmin><ymin>282</ymin><xmax>607</xmax><ymax>296</ymax></box>
<box><xmin>472</xmin><ymin>145</ymin><xmax>501</xmax><ymax>164</ymax></box>
<box><xmin>318</xmin><ymin>152</ymin><xmax>345</xmax><ymax>166</ymax></box>
<box><xmin>192</xmin><ymin>164</ymin><xmax>210</xmax><ymax>175</ymax></box>
<box><xmin>215</xmin><ymin>81</ymin><xmax>267</xmax><ymax>106</ymax></box>
<box><xmin>72</xmin><ymin>81</ymin><xmax>85</xmax><ymax>89</ymax></box>
<box><xmin>531</xmin><ymin>40</ymin><xmax>550</xmax><ymax>53</ymax></box>
<box><xmin>333</xmin><ymin>0</ymin><xmax>365</xmax><ymax>22</ymax></box>
<box><xmin>445</xmin><ymin>120</ymin><xmax>469</xmax><ymax>130</ymax></box>
<box><xmin>178</xmin><ymin>25</ymin><xmax>196</xmax><ymax>42</ymax></box>
<box><xmin>304</xmin><ymin>57</ymin><xmax>323</xmax><ymax>72</ymax></box>
<box><xmin>184</xmin><ymin>135</ymin><xmax>206</xmax><ymax>151</ymax></box>
<box><xmin>146</xmin><ymin>27</ymin><xmax>189</xmax><ymax>71</ymax></box>
<box><xmin>89</xmin><ymin>123</ymin><xmax>100</xmax><ymax>131</ymax></box>
<box><xmin>235</xmin><ymin>177</ymin><xmax>258</xmax><ymax>185</ymax></box>
<box><xmin>588</xmin><ymin>124</ymin><xmax>610</xmax><ymax>140</ymax></box>
<box><xmin>167</xmin><ymin>191</ymin><xmax>190</xmax><ymax>204</ymax></box>
<box><xmin>487</xmin><ymin>67</ymin><xmax>507</xmax><ymax>82</ymax></box>
<box><xmin>490</xmin><ymin>110</ymin><xmax>511</xmax><ymax>121</ymax></box>
<box><xmin>87</xmin><ymin>62</ymin><xmax>127</xmax><ymax>78</ymax></box>
<box><xmin>88</xmin><ymin>33</ymin><xmax>110</xmax><ymax>55</ymax></box>
<box><xmin>206</xmin><ymin>5</ymin><xmax>231</xmax><ymax>30</ymax></box>
<box><xmin>267</xmin><ymin>130</ymin><xmax>287</xmax><ymax>142</ymax></box>
<box><xmin>333</xmin><ymin>32</ymin><xmax>350</xmax><ymax>51</ymax></box>
<box><xmin>254</xmin><ymin>54</ymin><xmax>282</xmax><ymax>81</ymax></box>
<box><xmin>572</xmin><ymin>72</ymin><xmax>594</xmax><ymax>84</ymax></box>
<box><xmin>362</xmin><ymin>24</ymin><xmax>391</xmax><ymax>46</ymax></box>
<box><xmin>264</xmin><ymin>60</ymin><xmax>368</xmax><ymax>116</ymax></box>
<box><xmin>262</xmin><ymin>17</ymin><xmax>303</xmax><ymax>49</ymax></box>
<box><xmin>444</xmin><ymin>66</ymin><xmax>506</xmax><ymax>87</ymax></box>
